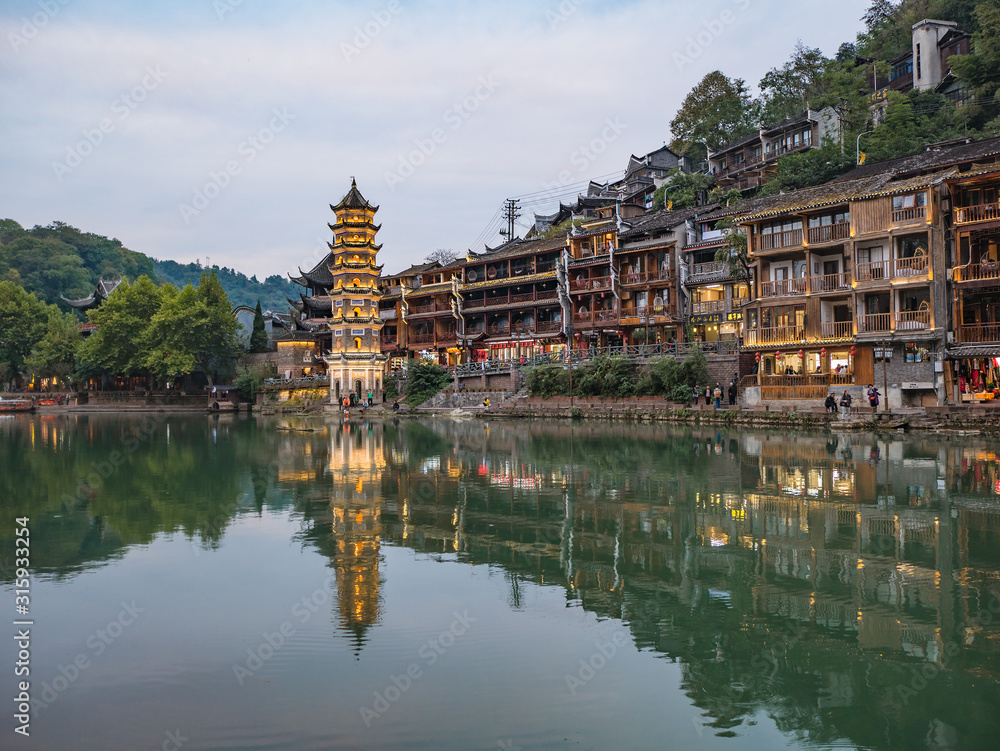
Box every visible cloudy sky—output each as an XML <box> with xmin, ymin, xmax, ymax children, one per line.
<box><xmin>1</xmin><ymin>0</ymin><xmax>871</xmax><ymax>278</ymax></box>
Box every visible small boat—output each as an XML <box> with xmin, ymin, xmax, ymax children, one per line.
<box><xmin>0</xmin><ymin>398</ymin><xmax>35</xmax><ymax>414</ymax></box>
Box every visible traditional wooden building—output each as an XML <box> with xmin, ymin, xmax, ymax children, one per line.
<box><xmin>567</xmin><ymin>207</ymin><xmax>620</xmax><ymax>350</ymax></box>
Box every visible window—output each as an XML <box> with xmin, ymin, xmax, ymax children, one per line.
<box><xmin>916</xmin><ymin>43</ymin><xmax>922</xmax><ymax>79</ymax></box>
<box><xmin>802</xmin><ymin>129</ymin><xmax>811</xmax><ymax>146</ymax></box>
<box><xmin>892</xmin><ymin>193</ymin><xmax>927</xmax><ymax>210</ymax></box>
<box><xmin>905</xmin><ymin>343</ymin><xmax>929</xmax><ymax>362</ymax></box>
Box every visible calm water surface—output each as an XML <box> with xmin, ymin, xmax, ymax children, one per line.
<box><xmin>1</xmin><ymin>414</ymin><xmax>999</xmax><ymax>751</ymax></box>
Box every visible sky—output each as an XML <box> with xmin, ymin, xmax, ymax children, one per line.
<box><xmin>1</xmin><ymin>0</ymin><xmax>872</xmax><ymax>278</ymax></box>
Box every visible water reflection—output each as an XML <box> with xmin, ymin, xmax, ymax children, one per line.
<box><xmin>3</xmin><ymin>415</ymin><xmax>1000</xmax><ymax>749</ymax></box>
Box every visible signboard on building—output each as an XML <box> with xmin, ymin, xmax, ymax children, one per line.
<box><xmin>690</xmin><ymin>313</ymin><xmax>722</xmax><ymax>324</ymax></box>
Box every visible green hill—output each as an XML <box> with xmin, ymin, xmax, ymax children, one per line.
<box><xmin>0</xmin><ymin>219</ymin><xmax>295</xmax><ymax>315</ymax></box>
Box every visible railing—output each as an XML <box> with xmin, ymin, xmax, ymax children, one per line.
<box><xmin>691</xmin><ymin>300</ymin><xmax>726</xmax><ymax>313</ymax></box>
<box><xmin>410</xmin><ymin>302</ymin><xmax>437</xmax><ymax>314</ymax></box>
<box><xmin>486</xmin><ymin>324</ymin><xmax>511</xmax><ymax>336</ymax></box>
<box><xmin>891</xmin><ymin>206</ymin><xmax>926</xmax><ymax>223</ymax></box>
<box><xmin>483</xmin><ymin>296</ymin><xmax>510</xmax><ymax>307</ymax></box>
<box><xmin>620</xmin><ymin>268</ymin><xmax>671</xmax><ymax>285</ymax></box>
<box><xmin>761</xmin><ymin>375</ymin><xmax>834</xmax><ymax>401</ymax></box>
<box><xmin>955</xmin><ymin>202</ymin><xmax>1000</xmax><ymax>225</ymax></box>
<box><xmin>570</xmin><ymin>277</ymin><xmax>611</xmax><ymax>291</ymax></box>
<box><xmin>894</xmin><ymin>309</ymin><xmax>931</xmax><ymax>330</ymax></box>
<box><xmin>807</xmin><ymin>222</ymin><xmax>850</xmax><ymax>244</ymax></box>
<box><xmin>620</xmin><ymin>306</ymin><xmax>670</xmax><ymax>320</ymax></box>
<box><xmin>450</xmin><ymin>340</ymin><xmax>740</xmax><ymax>376</ymax></box>
<box><xmin>820</xmin><ymin>321</ymin><xmax>853</xmax><ymax>339</ymax></box>
<box><xmin>263</xmin><ymin>374</ymin><xmax>330</xmax><ymax>390</ymax></box>
<box><xmin>855</xmin><ymin>261</ymin><xmax>891</xmax><ymax>282</ymax></box>
<box><xmin>743</xmin><ymin>325</ymin><xmax>804</xmax><ymax>347</ymax></box>
<box><xmin>410</xmin><ymin>332</ymin><xmax>436</xmax><ymax>343</ymax></box>
<box><xmin>957</xmin><ymin>322</ymin><xmax>1000</xmax><ymax>343</ymax></box>
<box><xmin>954</xmin><ymin>263</ymin><xmax>1000</xmax><ymax>283</ymax></box>
<box><xmin>809</xmin><ymin>272</ymin><xmax>850</xmax><ymax>292</ymax></box>
<box><xmin>510</xmin><ymin>292</ymin><xmax>534</xmax><ymax>304</ymax></box>
<box><xmin>893</xmin><ymin>256</ymin><xmax>929</xmax><ymax>277</ymax></box>
<box><xmin>381</xmin><ymin>336</ymin><xmax>398</xmax><ymax>346</ymax></box>
<box><xmin>536</xmin><ymin>289</ymin><xmax>559</xmax><ymax>300</ymax></box>
<box><xmin>760</xmin><ymin>278</ymin><xmax>807</xmax><ymax>298</ymax></box>
<box><xmin>857</xmin><ymin>313</ymin><xmax>891</xmax><ymax>333</ymax></box>
<box><xmin>533</xmin><ymin>320</ymin><xmax>562</xmax><ymax>334</ymax></box>
<box><xmin>756</xmin><ymin>228</ymin><xmax>802</xmax><ymax>251</ymax></box>
<box><xmin>692</xmin><ymin>261</ymin><xmax>727</xmax><ymax>276</ymax></box>
<box><xmin>574</xmin><ymin>308</ymin><xmax>619</xmax><ymax>324</ymax></box>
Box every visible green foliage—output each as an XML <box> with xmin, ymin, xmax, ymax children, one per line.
<box><xmin>669</xmin><ymin>71</ymin><xmax>759</xmax><ymax>161</ymax></box>
<box><xmin>526</xmin><ymin>364</ymin><xmax>570</xmax><ymax>397</ymax></box>
<box><xmin>652</xmin><ymin>170</ymin><xmax>716</xmax><ymax>210</ymax></box>
<box><xmin>0</xmin><ymin>221</ymin><xmax>153</xmax><ymax>307</ymax></box>
<box><xmin>234</xmin><ymin>363</ymin><xmax>272</xmax><ymax>402</ymax></box>
<box><xmin>25</xmin><ymin>309</ymin><xmax>82</xmax><ymax>387</ymax></box>
<box><xmin>757</xmin><ymin>143</ymin><xmax>856</xmax><ymax>196</ymax></box>
<box><xmin>0</xmin><ymin>281</ymin><xmax>52</xmax><ymax>384</ymax></box>
<box><xmin>384</xmin><ymin>378</ymin><xmax>399</xmax><ymax>400</ymax></box>
<box><xmin>670</xmin><ymin>383</ymin><xmax>694</xmax><ymax>403</ymax></box>
<box><xmin>575</xmin><ymin>356</ymin><xmax>638</xmax><ymax>397</ymax></box>
<box><xmin>77</xmin><ymin>276</ymin><xmax>164</xmax><ymax>378</ymax></box>
<box><xmin>535</xmin><ymin>217</ymin><xmax>584</xmax><ymax>240</ymax></box>
<box><xmin>950</xmin><ymin>0</ymin><xmax>1000</xmax><ymax>125</ymax></box>
<box><xmin>758</xmin><ymin>42</ymin><xmax>834</xmax><ymax>125</ymax></box>
<box><xmin>677</xmin><ymin>348</ymin><xmax>711</xmax><ymax>390</ymax></box>
<box><xmin>153</xmin><ymin>259</ymin><xmax>294</xmax><ymax>313</ymax></box>
<box><xmin>249</xmin><ymin>300</ymin><xmax>269</xmax><ymax>352</ymax></box>
<box><xmin>404</xmin><ymin>361</ymin><xmax>452</xmax><ymax>405</ymax></box>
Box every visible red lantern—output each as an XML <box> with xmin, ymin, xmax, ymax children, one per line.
<box><xmin>820</xmin><ymin>348</ymin><xmax>827</xmax><ymax>356</ymax></box>
<box><xmin>798</xmin><ymin>349</ymin><xmax>804</xmax><ymax>358</ymax></box>
<box><xmin>755</xmin><ymin>353</ymin><xmax>760</xmax><ymax>363</ymax></box>
<box><xmin>775</xmin><ymin>351</ymin><xmax>782</xmax><ymax>360</ymax></box>
<box><xmin>850</xmin><ymin>345</ymin><xmax>856</xmax><ymax>356</ymax></box>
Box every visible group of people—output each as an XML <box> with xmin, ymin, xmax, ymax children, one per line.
<box><xmin>339</xmin><ymin>391</ymin><xmax>377</xmax><ymax>417</ymax></box>
<box><xmin>693</xmin><ymin>381</ymin><xmax>738</xmax><ymax>410</ymax></box>
<box><xmin>824</xmin><ymin>385</ymin><xmax>880</xmax><ymax>418</ymax></box>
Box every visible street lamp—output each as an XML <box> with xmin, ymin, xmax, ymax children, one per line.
<box><xmin>856</xmin><ymin>130</ymin><xmax>873</xmax><ymax>166</ymax></box>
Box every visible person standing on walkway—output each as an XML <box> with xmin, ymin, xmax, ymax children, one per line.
<box><xmin>704</xmin><ymin>385</ymin><xmax>711</xmax><ymax>406</ymax></box>
<box><xmin>839</xmin><ymin>390</ymin><xmax>852</xmax><ymax>420</ymax></box>
<box><xmin>713</xmin><ymin>383</ymin><xmax>722</xmax><ymax>410</ymax></box>
<box><xmin>867</xmin><ymin>385</ymin><xmax>880</xmax><ymax>414</ymax></box>
<box><xmin>367</xmin><ymin>390</ymin><xmax>373</xmax><ymax>406</ymax></box>
<box><xmin>727</xmin><ymin>381</ymin><xmax>737</xmax><ymax>407</ymax></box>
<box><xmin>692</xmin><ymin>385</ymin><xmax>700</xmax><ymax>407</ymax></box>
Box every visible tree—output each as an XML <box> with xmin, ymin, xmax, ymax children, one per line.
<box><xmin>758</xmin><ymin>42</ymin><xmax>832</xmax><ymax>125</ymax></box>
<box><xmin>0</xmin><ymin>281</ymin><xmax>50</xmax><ymax>385</ymax></box>
<box><xmin>25</xmin><ymin>309</ymin><xmax>81</xmax><ymax>388</ymax></box>
<box><xmin>713</xmin><ymin>208</ymin><xmax>754</xmax><ymax>296</ymax></box>
<box><xmin>249</xmin><ymin>300</ymin><xmax>269</xmax><ymax>352</ymax></box>
<box><xmin>425</xmin><ymin>249</ymin><xmax>460</xmax><ymax>266</ymax></box>
<box><xmin>669</xmin><ymin>72</ymin><xmax>758</xmax><ymax>162</ymax></box>
<box><xmin>404</xmin><ymin>360</ymin><xmax>452</xmax><ymax>405</ymax></box>
<box><xmin>951</xmin><ymin>0</ymin><xmax>1000</xmax><ymax>126</ymax></box>
<box><xmin>652</xmin><ymin>170</ymin><xmax>716</xmax><ymax>210</ymax></box>
<box><xmin>76</xmin><ymin>276</ymin><xmax>163</xmax><ymax>378</ymax></box>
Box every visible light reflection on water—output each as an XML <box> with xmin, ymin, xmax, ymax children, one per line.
<box><xmin>1</xmin><ymin>414</ymin><xmax>999</xmax><ymax>751</ymax></box>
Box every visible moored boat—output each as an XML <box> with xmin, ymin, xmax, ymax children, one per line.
<box><xmin>0</xmin><ymin>399</ymin><xmax>35</xmax><ymax>414</ymax></box>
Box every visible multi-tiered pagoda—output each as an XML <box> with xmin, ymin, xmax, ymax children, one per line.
<box><xmin>290</xmin><ymin>180</ymin><xmax>386</xmax><ymax>402</ymax></box>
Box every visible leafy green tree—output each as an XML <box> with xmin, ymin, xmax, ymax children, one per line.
<box><xmin>652</xmin><ymin>170</ymin><xmax>716</xmax><ymax>210</ymax></box>
<box><xmin>249</xmin><ymin>300</ymin><xmax>269</xmax><ymax>352</ymax></box>
<box><xmin>25</xmin><ymin>309</ymin><xmax>82</xmax><ymax>388</ymax></box>
<box><xmin>669</xmin><ymin>71</ymin><xmax>758</xmax><ymax>162</ymax></box>
<box><xmin>404</xmin><ymin>360</ymin><xmax>452</xmax><ymax>405</ymax></box>
<box><xmin>76</xmin><ymin>275</ymin><xmax>164</xmax><ymax>379</ymax></box>
<box><xmin>758</xmin><ymin>42</ymin><xmax>832</xmax><ymax>124</ymax></box>
<box><xmin>951</xmin><ymin>0</ymin><xmax>1000</xmax><ymax>126</ymax></box>
<box><xmin>0</xmin><ymin>281</ymin><xmax>50</xmax><ymax>385</ymax></box>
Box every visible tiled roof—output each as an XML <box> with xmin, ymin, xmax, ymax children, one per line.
<box><xmin>854</xmin><ymin>168</ymin><xmax>957</xmax><ymax>198</ymax></box>
<box><xmin>620</xmin><ymin>204</ymin><xmax>714</xmax><ymax>236</ymax></box>
<box><xmin>734</xmin><ymin>176</ymin><xmax>889</xmax><ymax>221</ymax></box>
<box><xmin>470</xmin><ymin>236</ymin><xmax>568</xmax><ymax>262</ymax></box>
<box><xmin>834</xmin><ymin>136</ymin><xmax>1000</xmax><ymax>182</ymax></box>
<box><xmin>461</xmin><ymin>270</ymin><xmax>557</xmax><ymax>290</ymax></box>
<box><xmin>331</xmin><ymin>179</ymin><xmax>378</xmax><ymax>212</ymax></box>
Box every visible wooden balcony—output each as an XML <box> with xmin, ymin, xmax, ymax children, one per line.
<box><xmin>957</xmin><ymin>322</ymin><xmax>1000</xmax><ymax>343</ymax></box>
<box><xmin>891</xmin><ymin>206</ymin><xmax>926</xmax><ymax>223</ymax></box>
<box><xmin>755</xmin><ymin>228</ymin><xmax>803</xmax><ymax>252</ymax></box>
<box><xmin>743</xmin><ymin>325</ymin><xmax>804</xmax><ymax>347</ymax></box>
<box><xmin>955</xmin><ymin>202</ymin><xmax>1000</xmax><ymax>225</ymax></box>
<box><xmin>691</xmin><ymin>261</ymin><xmax>727</xmax><ymax>277</ymax></box>
<box><xmin>855</xmin><ymin>261</ymin><xmax>891</xmax><ymax>282</ymax></box>
<box><xmin>621</xmin><ymin>268</ymin><xmax>671</xmax><ymax>285</ymax></box>
<box><xmin>807</xmin><ymin>222</ymin><xmax>849</xmax><ymax>245</ymax></box>
<box><xmin>820</xmin><ymin>321</ymin><xmax>853</xmax><ymax>339</ymax></box>
<box><xmin>809</xmin><ymin>272</ymin><xmax>851</xmax><ymax>293</ymax></box>
<box><xmin>857</xmin><ymin>313</ymin><xmax>891</xmax><ymax>333</ymax></box>
<box><xmin>691</xmin><ymin>299</ymin><xmax>726</xmax><ymax>314</ymax></box>
<box><xmin>954</xmin><ymin>262</ymin><xmax>1000</xmax><ymax>283</ymax></box>
<box><xmin>892</xmin><ymin>256</ymin><xmax>929</xmax><ymax>277</ymax></box>
<box><xmin>533</xmin><ymin>320</ymin><xmax>563</xmax><ymax>334</ymax></box>
<box><xmin>760</xmin><ymin>277</ymin><xmax>807</xmax><ymax>298</ymax></box>
<box><xmin>894</xmin><ymin>309</ymin><xmax>931</xmax><ymax>331</ymax></box>
<box><xmin>410</xmin><ymin>332</ymin><xmax>436</xmax><ymax>344</ymax></box>
<box><xmin>573</xmin><ymin>308</ymin><xmax>619</xmax><ymax>325</ymax></box>
<box><xmin>486</xmin><ymin>324</ymin><xmax>510</xmax><ymax>337</ymax></box>
<box><xmin>570</xmin><ymin>276</ymin><xmax>611</xmax><ymax>292</ymax></box>
<box><xmin>409</xmin><ymin>302</ymin><xmax>438</xmax><ymax>314</ymax></box>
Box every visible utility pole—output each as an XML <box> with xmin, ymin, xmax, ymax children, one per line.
<box><xmin>499</xmin><ymin>199</ymin><xmax>521</xmax><ymax>243</ymax></box>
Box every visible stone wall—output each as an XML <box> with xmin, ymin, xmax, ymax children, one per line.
<box><xmin>422</xmin><ymin>390</ymin><xmax>514</xmax><ymax>409</ymax></box>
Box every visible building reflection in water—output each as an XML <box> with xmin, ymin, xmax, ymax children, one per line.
<box><xmin>282</xmin><ymin>419</ymin><xmax>1000</xmax><ymax>748</ymax></box>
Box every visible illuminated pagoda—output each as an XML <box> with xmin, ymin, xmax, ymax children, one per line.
<box><xmin>289</xmin><ymin>179</ymin><xmax>387</xmax><ymax>402</ymax></box>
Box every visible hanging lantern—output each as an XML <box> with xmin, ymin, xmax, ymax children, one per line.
<box><xmin>755</xmin><ymin>352</ymin><xmax>760</xmax><ymax>363</ymax></box>
<box><xmin>798</xmin><ymin>349</ymin><xmax>804</xmax><ymax>358</ymax></box>
<box><xmin>820</xmin><ymin>348</ymin><xmax>827</xmax><ymax>357</ymax></box>
<box><xmin>775</xmin><ymin>351</ymin><xmax>782</xmax><ymax>360</ymax></box>
<box><xmin>850</xmin><ymin>345</ymin><xmax>856</xmax><ymax>356</ymax></box>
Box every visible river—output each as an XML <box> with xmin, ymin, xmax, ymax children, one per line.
<box><xmin>1</xmin><ymin>413</ymin><xmax>998</xmax><ymax>750</ymax></box>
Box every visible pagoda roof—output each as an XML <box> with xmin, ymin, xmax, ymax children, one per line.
<box><xmin>62</xmin><ymin>277</ymin><xmax>122</xmax><ymax>309</ymax></box>
<box><xmin>331</xmin><ymin>179</ymin><xmax>378</xmax><ymax>212</ymax></box>
<box><xmin>329</xmin><ymin>220</ymin><xmax>381</xmax><ymax>232</ymax></box>
<box><xmin>291</xmin><ymin>254</ymin><xmax>335</xmax><ymax>287</ymax></box>
<box><xmin>330</xmin><ymin>239</ymin><xmax>383</xmax><ymax>252</ymax></box>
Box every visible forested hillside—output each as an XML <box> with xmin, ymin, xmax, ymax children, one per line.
<box><xmin>0</xmin><ymin>219</ymin><xmax>294</xmax><ymax>314</ymax></box>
